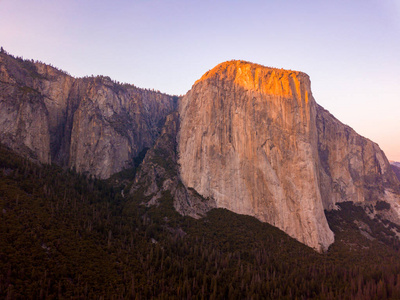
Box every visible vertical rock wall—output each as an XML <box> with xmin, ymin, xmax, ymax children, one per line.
<box><xmin>178</xmin><ymin>61</ymin><xmax>334</xmax><ymax>251</ymax></box>
<box><xmin>0</xmin><ymin>52</ymin><xmax>176</xmax><ymax>178</ymax></box>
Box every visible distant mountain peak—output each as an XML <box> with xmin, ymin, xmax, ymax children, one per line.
<box><xmin>390</xmin><ymin>160</ymin><xmax>400</xmax><ymax>167</ymax></box>
<box><xmin>390</xmin><ymin>161</ymin><xmax>400</xmax><ymax>181</ymax></box>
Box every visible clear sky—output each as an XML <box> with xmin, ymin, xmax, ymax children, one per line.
<box><xmin>1</xmin><ymin>0</ymin><xmax>399</xmax><ymax>160</ymax></box>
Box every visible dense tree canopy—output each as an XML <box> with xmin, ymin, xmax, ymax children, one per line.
<box><xmin>1</xmin><ymin>144</ymin><xmax>400</xmax><ymax>299</ymax></box>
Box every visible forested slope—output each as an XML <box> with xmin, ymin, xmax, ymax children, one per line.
<box><xmin>2</xmin><ymin>145</ymin><xmax>400</xmax><ymax>299</ymax></box>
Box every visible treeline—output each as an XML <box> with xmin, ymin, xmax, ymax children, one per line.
<box><xmin>1</xmin><ymin>144</ymin><xmax>400</xmax><ymax>298</ymax></box>
<box><xmin>0</xmin><ymin>46</ymin><xmax>71</xmax><ymax>77</ymax></box>
<box><xmin>0</xmin><ymin>48</ymin><xmax>177</xmax><ymax>97</ymax></box>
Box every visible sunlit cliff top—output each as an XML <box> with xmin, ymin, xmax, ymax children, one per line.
<box><xmin>194</xmin><ymin>60</ymin><xmax>311</xmax><ymax>98</ymax></box>
<box><xmin>197</xmin><ymin>60</ymin><xmax>308</xmax><ymax>83</ymax></box>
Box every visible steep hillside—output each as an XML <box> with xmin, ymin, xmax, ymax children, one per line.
<box><xmin>3</xmin><ymin>145</ymin><xmax>400</xmax><ymax>299</ymax></box>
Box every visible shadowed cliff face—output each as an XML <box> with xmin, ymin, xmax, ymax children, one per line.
<box><xmin>0</xmin><ymin>53</ymin><xmax>176</xmax><ymax>178</ymax></box>
<box><xmin>317</xmin><ymin>106</ymin><xmax>400</xmax><ymax>208</ymax></box>
<box><xmin>317</xmin><ymin>107</ymin><xmax>400</xmax><ymax>227</ymax></box>
<box><xmin>178</xmin><ymin>61</ymin><xmax>334</xmax><ymax>251</ymax></box>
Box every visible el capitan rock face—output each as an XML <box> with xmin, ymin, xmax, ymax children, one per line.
<box><xmin>178</xmin><ymin>61</ymin><xmax>334</xmax><ymax>251</ymax></box>
<box><xmin>0</xmin><ymin>52</ymin><xmax>176</xmax><ymax>178</ymax></box>
<box><xmin>177</xmin><ymin>60</ymin><xmax>400</xmax><ymax>251</ymax></box>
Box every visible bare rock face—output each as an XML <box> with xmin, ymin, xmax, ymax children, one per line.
<box><xmin>317</xmin><ymin>107</ymin><xmax>400</xmax><ymax>225</ymax></box>
<box><xmin>0</xmin><ymin>85</ymin><xmax>51</xmax><ymax>164</ymax></box>
<box><xmin>178</xmin><ymin>61</ymin><xmax>334</xmax><ymax>251</ymax></box>
<box><xmin>317</xmin><ymin>106</ymin><xmax>400</xmax><ymax>208</ymax></box>
<box><xmin>0</xmin><ymin>52</ymin><xmax>176</xmax><ymax>178</ymax></box>
<box><xmin>67</xmin><ymin>77</ymin><xmax>175</xmax><ymax>178</ymax></box>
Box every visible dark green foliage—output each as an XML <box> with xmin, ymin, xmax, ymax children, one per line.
<box><xmin>0</xmin><ymin>146</ymin><xmax>123</xmax><ymax>298</ymax></box>
<box><xmin>2</xmin><ymin>145</ymin><xmax>400</xmax><ymax>298</ymax></box>
<box><xmin>107</xmin><ymin>111</ymin><xmax>135</xmax><ymax>140</ymax></box>
<box><xmin>15</xmin><ymin>58</ymin><xmax>45</xmax><ymax>79</ymax></box>
<box><xmin>17</xmin><ymin>85</ymin><xmax>40</xmax><ymax>95</ymax></box>
<box><xmin>109</xmin><ymin>147</ymin><xmax>149</xmax><ymax>183</ymax></box>
<box><xmin>0</xmin><ymin>48</ymin><xmax>70</xmax><ymax>79</ymax></box>
<box><xmin>326</xmin><ymin>201</ymin><xmax>400</xmax><ymax>249</ymax></box>
<box><xmin>375</xmin><ymin>200</ymin><xmax>391</xmax><ymax>211</ymax></box>
<box><xmin>151</xmin><ymin>145</ymin><xmax>177</xmax><ymax>179</ymax></box>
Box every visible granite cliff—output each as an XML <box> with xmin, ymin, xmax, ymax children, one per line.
<box><xmin>317</xmin><ymin>106</ymin><xmax>400</xmax><ymax>209</ymax></box>
<box><xmin>176</xmin><ymin>61</ymin><xmax>400</xmax><ymax>251</ymax></box>
<box><xmin>0</xmin><ymin>52</ymin><xmax>176</xmax><ymax>178</ymax></box>
<box><xmin>178</xmin><ymin>61</ymin><xmax>334</xmax><ymax>251</ymax></box>
<box><xmin>2</xmin><ymin>51</ymin><xmax>400</xmax><ymax>252</ymax></box>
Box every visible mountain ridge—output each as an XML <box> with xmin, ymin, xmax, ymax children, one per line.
<box><xmin>1</xmin><ymin>51</ymin><xmax>400</xmax><ymax>252</ymax></box>
<box><xmin>0</xmin><ymin>50</ymin><xmax>177</xmax><ymax>178</ymax></box>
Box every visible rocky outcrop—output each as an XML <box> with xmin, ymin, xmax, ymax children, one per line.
<box><xmin>178</xmin><ymin>61</ymin><xmax>334</xmax><ymax>251</ymax></box>
<box><xmin>316</xmin><ymin>106</ymin><xmax>400</xmax><ymax>228</ymax></box>
<box><xmin>0</xmin><ymin>52</ymin><xmax>176</xmax><ymax>178</ymax></box>
<box><xmin>131</xmin><ymin>112</ymin><xmax>216</xmax><ymax>218</ymax></box>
